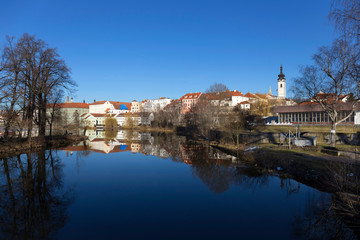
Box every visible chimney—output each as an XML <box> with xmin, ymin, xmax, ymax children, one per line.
<box><xmin>83</xmin><ymin>100</ymin><xmax>85</xmax><ymax>103</ymax></box>
<box><xmin>67</xmin><ymin>96</ymin><xmax>69</xmax><ymax>103</ymax></box>
<box><xmin>71</xmin><ymin>98</ymin><xmax>73</xmax><ymax>103</ymax></box>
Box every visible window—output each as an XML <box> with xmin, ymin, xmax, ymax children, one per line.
<box><xmin>280</xmin><ymin>84</ymin><xmax>282</xmax><ymax>88</ymax></box>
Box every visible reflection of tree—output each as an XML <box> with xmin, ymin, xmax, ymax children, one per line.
<box><xmin>104</xmin><ymin>129</ymin><xmax>117</xmax><ymax>142</ymax></box>
<box><xmin>0</xmin><ymin>149</ymin><xmax>74</xmax><ymax>239</ymax></box>
<box><xmin>182</xmin><ymin>142</ymin><xmax>235</xmax><ymax>194</ymax></box>
<box><xmin>292</xmin><ymin>192</ymin><xmax>357</xmax><ymax>240</ymax></box>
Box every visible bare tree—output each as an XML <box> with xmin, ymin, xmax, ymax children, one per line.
<box><xmin>205</xmin><ymin>82</ymin><xmax>229</xmax><ymax>93</ymax></box>
<box><xmin>330</xmin><ymin>0</ymin><xmax>360</xmax><ymax>41</ymax></box>
<box><xmin>0</xmin><ymin>34</ymin><xmax>76</xmax><ymax>139</ymax></box>
<box><xmin>0</xmin><ymin>36</ymin><xmax>24</xmax><ymax>139</ymax></box>
<box><xmin>294</xmin><ymin>39</ymin><xmax>360</xmax><ymax>147</ymax></box>
<box><xmin>46</xmin><ymin>89</ymin><xmax>64</xmax><ymax>137</ymax></box>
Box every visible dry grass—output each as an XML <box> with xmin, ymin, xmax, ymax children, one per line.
<box><xmin>264</xmin><ymin>125</ymin><xmax>359</xmax><ymax>134</ymax></box>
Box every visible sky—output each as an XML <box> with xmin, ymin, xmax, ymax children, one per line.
<box><xmin>0</xmin><ymin>0</ymin><xmax>337</xmax><ymax>103</ymax></box>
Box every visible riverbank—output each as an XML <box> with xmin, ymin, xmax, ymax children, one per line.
<box><xmin>0</xmin><ymin>135</ymin><xmax>87</xmax><ymax>158</ymax></box>
<box><xmin>211</xmin><ymin>141</ymin><xmax>360</xmax><ymax>164</ymax></box>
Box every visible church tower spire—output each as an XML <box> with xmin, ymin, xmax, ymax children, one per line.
<box><xmin>269</xmin><ymin>85</ymin><xmax>272</xmax><ymax>95</ymax></box>
<box><xmin>277</xmin><ymin>65</ymin><xmax>286</xmax><ymax>99</ymax></box>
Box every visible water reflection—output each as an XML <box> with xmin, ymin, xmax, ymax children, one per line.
<box><xmin>0</xmin><ymin>150</ymin><xmax>74</xmax><ymax>239</ymax></box>
<box><xmin>4</xmin><ymin>130</ymin><xmax>358</xmax><ymax>239</ymax></box>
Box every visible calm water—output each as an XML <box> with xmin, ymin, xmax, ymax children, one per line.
<box><xmin>0</xmin><ymin>131</ymin><xmax>359</xmax><ymax>239</ymax></box>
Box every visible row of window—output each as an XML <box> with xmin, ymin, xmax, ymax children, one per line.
<box><xmin>279</xmin><ymin>111</ymin><xmax>354</xmax><ymax>123</ymax></box>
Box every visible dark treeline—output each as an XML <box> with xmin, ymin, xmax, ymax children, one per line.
<box><xmin>0</xmin><ymin>33</ymin><xmax>76</xmax><ymax>140</ymax></box>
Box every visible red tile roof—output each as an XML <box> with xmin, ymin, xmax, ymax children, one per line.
<box><xmin>47</xmin><ymin>102</ymin><xmax>89</xmax><ymax>109</ymax></box>
<box><xmin>225</xmin><ymin>90</ymin><xmax>245</xmax><ymax>97</ymax></box>
<box><xmin>180</xmin><ymin>92</ymin><xmax>202</xmax><ymax>100</ymax></box>
<box><xmin>245</xmin><ymin>92</ymin><xmax>256</xmax><ymax>98</ymax></box>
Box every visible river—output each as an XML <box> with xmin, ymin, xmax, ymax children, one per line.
<box><xmin>0</xmin><ymin>130</ymin><xmax>359</xmax><ymax>239</ymax></box>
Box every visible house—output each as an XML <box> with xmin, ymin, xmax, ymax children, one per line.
<box><xmin>228</xmin><ymin>90</ymin><xmax>249</xmax><ymax>106</ymax></box>
<box><xmin>131</xmin><ymin>100</ymin><xmax>142</xmax><ymax>112</ymax></box>
<box><xmin>143</xmin><ymin>97</ymin><xmax>172</xmax><ymax>112</ymax></box>
<box><xmin>89</xmin><ymin>100</ymin><xmax>131</xmax><ymax>114</ymax></box>
<box><xmin>179</xmin><ymin>92</ymin><xmax>202</xmax><ymax>114</ymax></box>
<box><xmin>46</xmin><ymin>98</ymin><xmax>89</xmax><ymax>125</ymax></box>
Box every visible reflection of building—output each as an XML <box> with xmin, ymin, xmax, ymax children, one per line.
<box><xmin>131</xmin><ymin>143</ymin><xmax>141</xmax><ymax>153</ymax></box>
<box><xmin>89</xmin><ymin>138</ymin><xmax>131</xmax><ymax>154</ymax></box>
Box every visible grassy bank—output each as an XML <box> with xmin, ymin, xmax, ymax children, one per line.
<box><xmin>211</xmin><ymin>141</ymin><xmax>359</xmax><ymax>163</ymax></box>
<box><xmin>0</xmin><ymin>135</ymin><xmax>87</xmax><ymax>158</ymax></box>
<box><xmin>264</xmin><ymin>124</ymin><xmax>360</xmax><ymax>134</ymax></box>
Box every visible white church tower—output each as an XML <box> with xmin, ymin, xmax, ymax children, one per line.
<box><xmin>277</xmin><ymin>65</ymin><xmax>286</xmax><ymax>99</ymax></box>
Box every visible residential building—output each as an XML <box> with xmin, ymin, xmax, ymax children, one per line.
<box><xmin>179</xmin><ymin>92</ymin><xmax>202</xmax><ymax>114</ymax></box>
<box><xmin>143</xmin><ymin>97</ymin><xmax>172</xmax><ymax>112</ymax></box>
<box><xmin>89</xmin><ymin>100</ymin><xmax>131</xmax><ymax>114</ymax></box>
<box><xmin>131</xmin><ymin>100</ymin><xmax>142</xmax><ymax>112</ymax></box>
<box><xmin>46</xmin><ymin>98</ymin><xmax>89</xmax><ymax>125</ymax></box>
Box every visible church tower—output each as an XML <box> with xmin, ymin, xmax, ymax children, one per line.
<box><xmin>277</xmin><ymin>65</ymin><xmax>286</xmax><ymax>99</ymax></box>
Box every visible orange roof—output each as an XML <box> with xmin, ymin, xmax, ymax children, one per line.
<box><xmin>89</xmin><ymin>101</ymin><xmax>108</xmax><ymax>105</ymax></box>
<box><xmin>225</xmin><ymin>90</ymin><xmax>245</xmax><ymax>97</ymax></box>
<box><xmin>313</xmin><ymin>93</ymin><xmax>347</xmax><ymax>101</ymax></box>
<box><xmin>47</xmin><ymin>102</ymin><xmax>89</xmax><ymax>109</ymax></box>
<box><xmin>245</xmin><ymin>92</ymin><xmax>256</xmax><ymax>98</ymax></box>
<box><xmin>239</xmin><ymin>101</ymin><xmax>249</xmax><ymax>104</ymax></box>
<box><xmin>180</xmin><ymin>92</ymin><xmax>202</xmax><ymax>100</ymax></box>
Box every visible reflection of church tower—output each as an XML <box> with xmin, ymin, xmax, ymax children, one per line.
<box><xmin>277</xmin><ymin>65</ymin><xmax>286</xmax><ymax>99</ymax></box>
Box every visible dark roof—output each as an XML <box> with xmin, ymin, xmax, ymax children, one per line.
<box><xmin>272</xmin><ymin>102</ymin><xmax>358</xmax><ymax>113</ymax></box>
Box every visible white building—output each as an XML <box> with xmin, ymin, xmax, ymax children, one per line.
<box><xmin>89</xmin><ymin>101</ymin><xmax>131</xmax><ymax>114</ymax></box>
<box><xmin>230</xmin><ymin>91</ymin><xmax>249</xmax><ymax>106</ymax></box>
<box><xmin>143</xmin><ymin>97</ymin><xmax>172</xmax><ymax>112</ymax></box>
<box><xmin>277</xmin><ymin>65</ymin><xmax>286</xmax><ymax>99</ymax></box>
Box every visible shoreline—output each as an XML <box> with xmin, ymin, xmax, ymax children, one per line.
<box><xmin>211</xmin><ymin>142</ymin><xmax>360</xmax><ymax>164</ymax></box>
<box><xmin>0</xmin><ymin>135</ymin><xmax>87</xmax><ymax>158</ymax></box>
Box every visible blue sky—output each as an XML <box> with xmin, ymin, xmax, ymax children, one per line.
<box><xmin>0</xmin><ymin>0</ymin><xmax>336</xmax><ymax>102</ymax></box>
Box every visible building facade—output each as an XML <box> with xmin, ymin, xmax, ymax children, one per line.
<box><xmin>277</xmin><ymin>65</ymin><xmax>286</xmax><ymax>99</ymax></box>
<box><xmin>272</xmin><ymin>102</ymin><xmax>359</xmax><ymax>125</ymax></box>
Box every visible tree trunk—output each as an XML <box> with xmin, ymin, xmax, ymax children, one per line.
<box><xmin>330</xmin><ymin>121</ymin><xmax>337</xmax><ymax>148</ymax></box>
<box><xmin>38</xmin><ymin>95</ymin><xmax>47</xmax><ymax>137</ymax></box>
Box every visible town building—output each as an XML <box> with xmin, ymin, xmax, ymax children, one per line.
<box><xmin>277</xmin><ymin>65</ymin><xmax>286</xmax><ymax>99</ymax></box>
<box><xmin>131</xmin><ymin>100</ymin><xmax>142</xmax><ymax>112</ymax></box>
<box><xmin>179</xmin><ymin>92</ymin><xmax>202</xmax><ymax>114</ymax></box>
<box><xmin>272</xmin><ymin>102</ymin><xmax>360</xmax><ymax>125</ymax></box>
<box><xmin>143</xmin><ymin>97</ymin><xmax>172</xmax><ymax>112</ymax></box>
<box><xmin>46</xmin><ymin>97</ymin><xmax>89</xmax><ymax>125</ymax></box>
<box><xmin>89</xmin><ymin>100</ymin><xmax>131</xmax><ymax>114</ymax></box>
